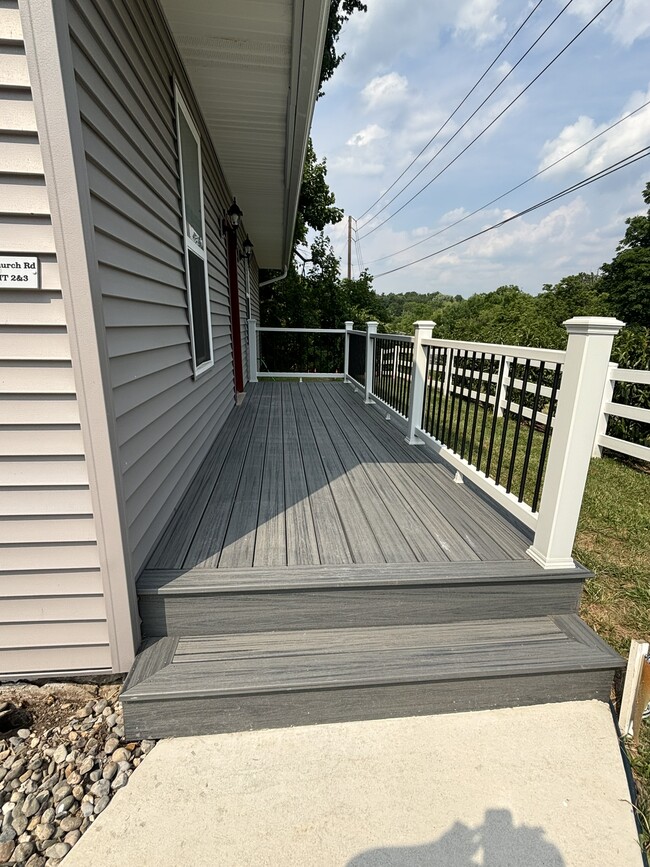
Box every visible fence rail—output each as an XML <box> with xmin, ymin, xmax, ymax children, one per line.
<box><xmin>593</xmin><ymin>364</ymin><xmax>650</xmax><ymax>461</ymax></box>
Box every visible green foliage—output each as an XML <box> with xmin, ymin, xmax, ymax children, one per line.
<box><xmin>376</xmin><ymin>279</ymin><xmax>610</xmax><ymax>347</ymax></box>
<box><xmin>600</xmin><ymin>181</ymin><xmax>650</xmax><ymax>327</ymax></box>
<box><xmin>319</xmin><ymin>0</ymin><xmax>367</xmax><ymax>96</ymax></box>
<box><xmin>293</xmin><ymin>140</ymin><xmax>343</xmax><ymax>249</ymax></box>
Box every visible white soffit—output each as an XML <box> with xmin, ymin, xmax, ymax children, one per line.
<box><xmin>159</xmin><ymin>0</ymin><xmax>328</xmax><ymax>270</ymax></box>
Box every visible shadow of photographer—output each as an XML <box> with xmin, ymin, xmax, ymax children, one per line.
<box><xmin>347</xmin><ymin>808</ymin><xmax>565</xmax><ymax>866</ymax></box>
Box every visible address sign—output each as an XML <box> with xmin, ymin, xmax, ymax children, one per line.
<box><xmin>0</xmin><ymin>257</ymin><xmax>40</xmax><ymax>289</ymax></box>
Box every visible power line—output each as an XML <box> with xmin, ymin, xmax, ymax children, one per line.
<box><xmin>365</xmin><ymin>98</ymin><xmax>650</xmax><ymax>267</ymax></box>
<box><xmin>372</xmin><ymin>147</ymin><xmax>650</xmax><ymax>279</ymax></box>
<box><xmin>356</xmin><ymin>0</ymin><xmax>548</xmax><ymax>222</ymax></box>
<box><xmin>354</xmin><ymin>220</ymin><xmax>366</xmax><ymax>274</ymax></box>
<box><xmin>357</xmin><ymin>0</ymin><xmax>577</xmax><ymax>231</ymax></box>
<box><xmin>358</xmin><ymin>0</ymin><xmax>616</xmax><ymax>240</ymax></box>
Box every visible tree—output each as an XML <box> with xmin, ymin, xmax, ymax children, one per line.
<box><xmin>293</xmin><ymin>140</ymin><xmax>343</xmax><ymax>249</ymax></box>
<box><xmin>319</xmin><ymin>0</ymin><xmax>367</xmax><ymax>96</ymax></box>
<box><xmin>600</xmin><ymin>182</ymin><xmax>650</xmax><ymax>327</ymax></box>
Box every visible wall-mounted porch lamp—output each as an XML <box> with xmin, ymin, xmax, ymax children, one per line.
<box><xmin>224</xmin><ymin>197</ymin><xmax>243</xmax><ymax>232</ymax></box>
<box><xmin>239</xmin><ymin>235</ymin><xmax>254</xmax><ymax>262</ymax></box>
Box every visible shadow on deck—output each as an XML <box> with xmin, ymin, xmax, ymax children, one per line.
<box><xmin>143</xmin><ymin>381</ymin><xmax>533</xmax><ymax>576</ymax></box>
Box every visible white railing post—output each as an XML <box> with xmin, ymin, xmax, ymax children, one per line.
<box><xmin>405</xmin><ymin>320</ymin><xmax>435</xmax><ymax>445</ymax></box>
<box><xmin>364</xmin><ymin>321</ymin><xmax>378</xmax><ymax>404</ymax></box>
<box><xmin>247</xmin><ymin>318</ymin><xmax>258</xmax><ymax>383</ymax></box>
<box><xmin>496</xmin><ymin>357</ymin><xmax>511</xmax><ymax>417</ymax></box>
<box><xmin>343</xmin><ymin>320</ymin><xmax>353</xmax><ymax>381</ymax></box>
<box><xmin>592</xmin><ymin>361</ymin><xmax>617</xmax><ymax>458</ymax></box>
<box><xmin>527</xmin><ymin>316</ymin><xmax>624</xmax><ymax>569</ymax></box>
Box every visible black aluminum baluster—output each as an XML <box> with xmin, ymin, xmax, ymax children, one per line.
<box><xmin>460</xmin><ymin>351</ymin><xmax>476</xmax><ymax>460</ymax></box>
<box><xmin>468</xmin><ymin>352</ymin><xmax>485</xmax><ymax>465</ymax></box>
<box><xmin>433</xmin><ymin>347</ymin><xmax>445</xmax><ymax>441</ymax></box>
<box><xmin>453</xmin><ymin>350</ymin><xmax>467</xmax><ymax>454</ymax></box>
<box><xmin>532</xmin><ymin>362</ymin><xmax>562</xmax><ymax>512</ymax></box>
<box><xmin>495</xmin><ymin>356</ymin><xmax>517</xmax><ymax>487</ymax></box>
<box><xmin>476</xmin><ymin>354</ymin><xmax>496</xmax><ymax>473</ymax></box>
<box><xmin>440</xmin><ymin>348</ymin><xmax>454</xmax><ymax>446</ymax></box>
<box><xmin>485</xmin><ymin>354</ymin><xmax>507</xmax><ymax>479</ymax></box>
<box><xmin>519</xmin><ymin>361</ymin><xmax>546</xmax><ymax>504</ymax></box>
<box><xmin>424</xmin><ymin>346</ymin><xmax>435</xmax><ymax>432</ymax></box>
<box><xmin>506</xmin><ymin>358</ymin><xmax>531</xmax><ymax>494</ymax></box>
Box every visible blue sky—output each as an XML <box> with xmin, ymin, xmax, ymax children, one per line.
<box><xmin>309</xmin><ymin>0</ymin><xmax>650</xmax><ymax>296</ymax></box>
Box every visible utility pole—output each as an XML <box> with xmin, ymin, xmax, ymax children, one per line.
<box><xmin>347</xmin><ymin>215</ymin><xmax>352</xmax><ymax>280</ymax></box>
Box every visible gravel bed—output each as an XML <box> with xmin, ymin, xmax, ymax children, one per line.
<box><xmin>0</xmin><ymin>683</ymin><xmax>155</xmax><ymax>866</ymax></box>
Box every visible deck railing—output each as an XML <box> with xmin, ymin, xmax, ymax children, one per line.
<box><xmin>248</xmin><ymin>322</ymin><xmax>349</xmax><ymax>380</ymax></box>
<box><xmin>248</xmin><ymin>316</ymin><xmax>628</xmax><ymax>570</ymax></box>
<box><xmin>371</xmin><ymin>333</ymin><xmax>414</xmax><ymax>419</ymax></box>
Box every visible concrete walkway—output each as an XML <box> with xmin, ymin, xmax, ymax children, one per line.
<box><xmin>62</xmin><ymin>701</ymin><xmax>642</xmax><ymax>867</ymax></box>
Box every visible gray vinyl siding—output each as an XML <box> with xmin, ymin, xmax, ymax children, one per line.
<box><xmin>0</xmin><ymin>1</ymin><xmax>110</xmax><ymax>677</ymax></box>
<box><xmin>65</xmin><ymin>0</ymin><xmax>258</xmax><ymax>575</ymax></box>
<box><xmin>249</xmin><ymin>262</ymin><xmax>260</xmax><ymax>322</ymax></box>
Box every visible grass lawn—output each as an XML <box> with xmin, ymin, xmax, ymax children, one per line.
<box><xmin>575</xmin><ymin>456</ymin><xmax>650</xmax><ymax>855</ymax></box>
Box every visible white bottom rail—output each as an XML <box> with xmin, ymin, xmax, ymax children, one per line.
<box><xmin>413</xmin><ymin>426</ymin><xmax>538</xmax><ymax>532</ymax></box>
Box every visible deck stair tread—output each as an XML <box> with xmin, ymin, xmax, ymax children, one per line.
<box><xmin>121</xmin><ymin>614</ymin><xmax>623</xmax><ymax>704</ymax></box>
<box><xmin>137</xmin><ymin>561</ymin><xmax>591</xmax><ymax>594</ymax></box>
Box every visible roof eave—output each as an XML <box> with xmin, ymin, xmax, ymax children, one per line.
<box><xmin>281</xmin><ymin>0</ymin><xmax>330</xmax><ymax>271</ymax></box>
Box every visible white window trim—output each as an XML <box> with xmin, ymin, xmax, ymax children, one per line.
<box><xmin>174</xmin><ymin>82</ymin><xmax>214</xmax><ymax>378</ymax></box>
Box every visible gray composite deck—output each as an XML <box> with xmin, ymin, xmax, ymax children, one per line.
<box><xmin>144</xmin><ymin>381</ymin><xmax>532</xmax><ymax>574</ymax></box>
<box><xmin>124</xmin><ymin>381</ymin><xmax>624</xmax><ymax>740</ymax></box>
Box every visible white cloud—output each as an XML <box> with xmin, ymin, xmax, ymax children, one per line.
<box><xmin>455</xmin><ymin>0</ymin><xmax>506</xmax><ymax>46</ymax></box>
<box><xmin>538</xmin><ymin>84</ymin><xmax>650</xmax><ymax>177</ymax></box>
<box><xmin>568</xmin><ymin>0</ymin><xmax>650</xmax><ymax>46</ymax></box>
<box><xmin>361</xmin><ymin>72</ymin><xmax>408</xmax><ymax>110</ymax></box>
<box><xmin>329</xmin><ymin>154</ymin><xmax>385</xmax><ymax>176</ymax></box>
<box><xmin>347</xmin><ymin>125</ymin><xmax>389</xmax><ymax>147</ymax></box>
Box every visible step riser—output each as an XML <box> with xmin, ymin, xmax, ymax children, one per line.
<box><xmin>123</xmin><ymin>667</ymin><xmax>613</xmax><ymax>740</ymax></box>
<box><xmin>139</xmin><ymin>580</ymin><xmax>583</xmax><ymax>637</ymax></box>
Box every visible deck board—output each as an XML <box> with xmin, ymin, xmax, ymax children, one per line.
<box><xmin>331</xmin><ymin>383</ymin><xmax>528</xmax><ymax>559</ymax></box>
<box><xmin>300</xmin><ymin>384</ymin><xmax>419</xmax><ymax>563</ymax></box>
<box><xmin>143</xmin><ymin>382</ymin><xmax>532</xmax><ymax>573</ymax></box>
<box><xmin>124</xmin><ymin>614</ymin><xmax>622</xmax><ymax>700</ymax></box>
<box><xmin>281</xmin><ymin>383</ymin><xmax>321</xmax><ymax>566</ymax></box>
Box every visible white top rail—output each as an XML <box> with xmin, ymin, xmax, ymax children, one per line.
<box><xmin>349</xmin><ymin>329</ymin><xmax>367</xmax><ymax>336</ymax></box>
<box><xmin>370</xmin><ymin>332</ymin><xmax>414</xmax><ymax>344</ymax></box>
<box><xmin>611</xmin><ymin>367</ymin><xmax>650</xmax><ymax>385</ymax></box>
<box><xmin>257</xmin><ymin>327</ymin><xmax>347</xmax><ymax>334</ymax></box>
<box><xmin>420</xmin><ymin>337</ymin><xmax>566</xmax><ymax>365</ymax></box>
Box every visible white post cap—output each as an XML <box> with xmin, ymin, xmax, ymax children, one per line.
<box><xmin>563</xmin><ymin>316</ymin><xmax>625</xmax><ymax>336</ymax></box>
<box><xmin>413</xmin><ymin>320</ymin><xmax>435</xmax><ymax>329</ymax></box>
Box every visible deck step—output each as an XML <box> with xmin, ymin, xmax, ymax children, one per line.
<box><xmin>121</xmin><ymin>614</ymin><xmax>623</xmax><ymax>740</ymax></box>
<box><xmin>137</xmin><ymin>562</ymin><xmax>589</xmax><ymax>637</ymax></box>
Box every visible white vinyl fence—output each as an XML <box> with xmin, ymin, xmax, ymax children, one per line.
<box><xmin>592</xmin><ymin>363</ymin><xmax>650</xmax><ymax>462</ymax></box>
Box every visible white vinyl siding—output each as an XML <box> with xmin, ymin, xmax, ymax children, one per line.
<box><xmin>0</xmin><ymin>0</ymin><xmax>110</xmax><ymax>678</ymax></box>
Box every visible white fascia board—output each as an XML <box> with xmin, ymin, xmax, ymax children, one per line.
<box><xmin>282</xmin><ymin>0</ymin><xmax>330</xmax><ymax>268</ymax></box>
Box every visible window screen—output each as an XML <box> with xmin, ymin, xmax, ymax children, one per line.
<box><xmin>175</xmin><ymin>86</ymin><xmax>213</xmax><ymax>375</ymax></box>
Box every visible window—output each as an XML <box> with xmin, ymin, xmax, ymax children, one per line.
<box><xmin>175</xmin><ymin>85</ymin><xmax>213</xmax><ymax>375</ymax></box>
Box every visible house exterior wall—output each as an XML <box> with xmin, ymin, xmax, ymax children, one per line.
<box><xmin>0</xmin><ymin>1</ymin><xmax>111</xmax><ymax>676</ymax></box>
<box><xmin>64</xmin><ymin>0</ymin><xmax>258</xmax><ymax>576</ymax></box>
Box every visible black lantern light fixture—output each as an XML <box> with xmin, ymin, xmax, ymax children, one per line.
<box><xmin>239</xmin><ymin>235</ymin><xmax>254</xmax><ymax>262</ymax></box>
<box><xmin>225</xmin><ymin>197</ymin><xmax>243</xmax><ymax>231</ymax></box>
